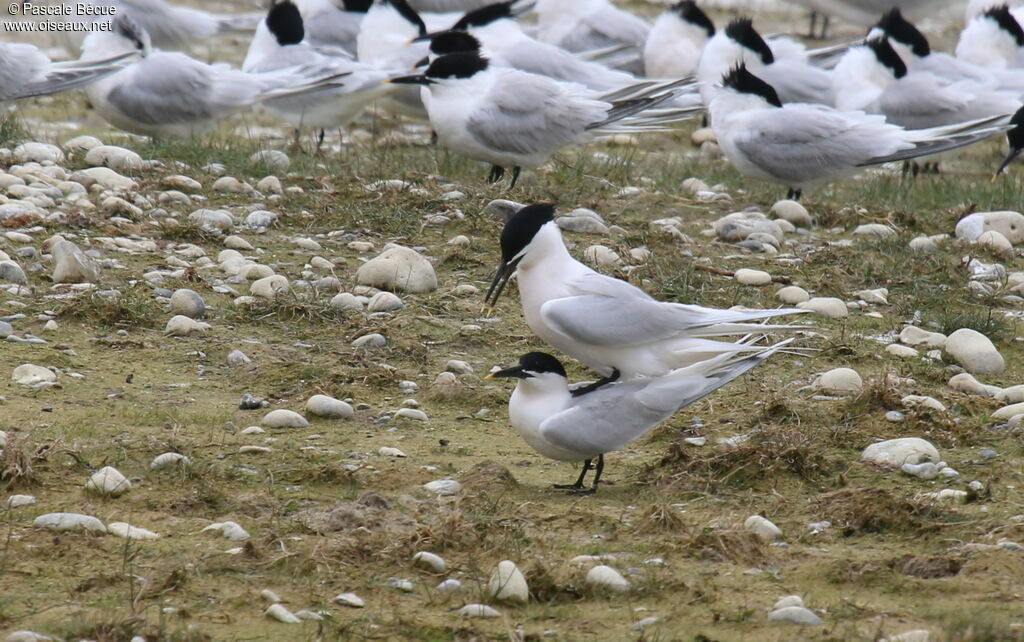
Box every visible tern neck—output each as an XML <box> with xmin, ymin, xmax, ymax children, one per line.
<box><xmin>515</xmin><ymin>222</ymin><xmax>574</xmax><ymax>272</ymax></box>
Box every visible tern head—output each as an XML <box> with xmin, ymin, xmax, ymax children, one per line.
<box><xmin>484</xmin><ymin>203</ymin><xmax>557</xmax><ymax>308</ymax></box>
<box><xmin>427</xmin><ymin>30</ymin><xmax>483</xmax><ymax>57</ymax></box>
<box><xmin>866</xmin><ymin>36</ymin><xmax>907</xmax><ymax>79</ymax></box>
<box><xmin>672</xmin><ymin>1</ymin><xmax>715</xmax><ymax>37</ymax></box>
<box><xmin>486</xmin><ymin>352</ymin><xmax>568</xmax><ymax>384</ymax></box>
<box><xmin>342</xmin><ymin>0</ymin><xmax>373</xmax><ymax>11</ymax></box>
<box><xmin>873</xmin><ymin>9</ymin><xmax>930</xmax><ymax>57</ymax></box>
<box><xmin>995</xmin><ymin>105</ymin><xmax>1024</xmax><ymax>179</ymax></box>
<box><xmin>385</xmin><ymin>0</ymin><xmax>428</xmax><ymax>36</ymax></box>
<box><xmin>724</xmin><ymin>18</ymin><xmax>773</xmax><ymax>64</ymax></box>
<box><xmin>390</xmin><ymin>52</ymin><xmax>489</xmax><ymax>85</ymax></box>
<box><xmin>721</xmin><ymin>64</ymin><xmax>781</xmax><ymax>108</ymax></box>
<box><xmin>113</xmin><ymin>13</ymin><xmax>152</xmax><ymax>56</ymax></box>
<box><xmin>983</xmin><ymin>5</ymin><xmax>1024</xmax><ymax>46</ymax></box>
<box><xmin>267</xmin><ymin>0</ymin><xmax>305</xmax><ymax>46</ymax></box>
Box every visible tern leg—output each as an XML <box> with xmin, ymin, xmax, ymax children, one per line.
<box><xmin>786</xmin><ymin>188</ymin><xmax>802</xmax><ymax>201</ymax></box>
<box><xmin>509</xmin><ymin>166</ymin><xmax>522</xmax><ymax>189</ymax></box>
<box><xmin>317</xmin><ymin>129</ymin><xmax>325</xmax><ymax>150</ymax></box>
<box><xmin>820</xmin><ymin>16</ymin><xmax>830</xmax><ymax>39</ymax></box>
<box><xmin>488</xmin><ymin>165</ymin><xmax>505</xmax><ymax>183</ymax></box>
<box><xmin>430</xmin><ymin>130</ymin><xmax>438</xmax><ymax>146</ymax></box>
<box><xmin>808</xmin><ymin>12</ymin><xmax>817</xmax><ymax>38</ymax></box>
<box><xmin>554</xmin><ymin>459</ymin><xmax>593</xmax><ymax>489</ymax></box>
<box><xmin>571</xmin><ymin>454</ymin><xmax>604</xmax><ymax>495</ymax></box>
<box><xmin>570</xmin><ymin>368</ymin><xmax>621</xmax><ymax>396</ymax></box>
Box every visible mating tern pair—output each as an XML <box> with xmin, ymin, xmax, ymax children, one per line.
<box><xmin>391</xmin><ymin>53</ymin><xmax>697</xmax><ymax>187</ymax></box>
<box><xmin>483</xmin><ymin>204</ymin><xmax>802</xmax><ymax>492</ymax></box>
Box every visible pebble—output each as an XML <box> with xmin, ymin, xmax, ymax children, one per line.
<box><xmin>796</xmin><ymin>297</ymin><xmax>848</xmax><ymax>318</ymax></box>
<box><xmin>150</xmin><ymin>452</ymin><xmax>190</xmax><ymax>470</ymax></box>
<box><xmin>225</xmin><ymin>235</ymin><xmax>254</xmax><ymax>250</ymax></box>
<box><xmin>902</xmin><ymin>395</ymin><xmax>946</xmax><ymax>412</ymax></box>
<box><xmin>64</xmin><ymin>134</ymin><xmax>103</xmax><ymax>152</ymax></box>
<box><xmin>165</xmin><ymin>315</ymin><xmax>211</xmax><ymax>336</ymax></box>
<box><xmin>395</xmin><ymin>408</ymin><xmax>428</xmax><ymax>421</ymax></box>
<box><xmin>584</xmin><ymin>244</ymin><xmax>621</xmax><ymax>266</ymax></box>
<box><xmin>815</xmin><ymin>368</ymin><xmax>863</xmax><ymax>395</ymax></box>
<box><xmin>776</xmin><ymin>286</ymin><xmax>810</xmax><ymax>304</ymax></box>
<box><xmin>107</xmin><ymin>522</ymin><xmax>160</xmax><ymax>540</ymax></box>
<box><xmin>51</xmin><ymin>240</ymin><xmax>100</xmax><ymax>284</ymax></box>
<box><xmin>855</xmin><ymin>288</ymin><xmax>888</xmax><ymax>304</ymax></box>
<box><xmin>773</xmin><ymin>595</ymin><xmax>804</xmax><ymax>609</ymax></box>
<box><xmin>455</xmin><ymin>604</ymin><xmax>501</xmax><ymax>618</ymax></box>
<box><xmin>0</xmin><ymin>260</ymin><xmax>27</xmax><ymax>285</ymax></box>
<box><xmin>84</xmin><ymin>145</ymin><xmax>143</xmax><ymax>171</ymax></box>
<box><xmin>423</xmin><ymin>479</ymin><xmax>462</xmax><ymax>495</ymax></box>
<box><xmin>558</xmin><ymin>214</ymin><xmax>609</xmax><ymax>235</ymax></box>
<box><xmin>356</xmin><ymin>245</ymin><xmax>437</xmax><ymax>293</ymax></box>
<box><xmin>886</xmin><ymin>344</ymin><xmax>919</xmax><ymax>359</ymax></box>
<box><xmin>899</xmin><ymin>325</ymin><xmax>947</xmax><ymax>348</ymax></box>
<box><xmin>413</xmin><ymin>551</ymin><xmax>447</xmax><ymax>573</ymax></box>
<box><xmin>770</xmin><ymin>200</ymin><xmax>812</xmax><ymax>227</ymax></box>
<box><xmin>955</xmin><ymin>210</ymin><xmax>1024</xmax><ymax>243</ymax></box>
<box><xmin>251</xmin><ymin>150</ymin><xmax>290</xmax><ymax>170</ymax></box>
<box><xmin>73</xmin><ymin>167</ymin><xmax>136</xmax><ymax>190</ymax></box>
<box><xmin>769</xmin><ymin>606</ymin><xmax>822</xmax><ymax>625</ymax></box>
<box><xmin>862</xmin><ymin>438</ymin><xmax>940</xmax><ymax>467</ymax></box>
<box><xmin>84</xmin><ymin>466</ymin><xmax>131</xmax><ymax>497</ymax></box>
<box><xmin>256</xmin><ymin>175</ymin><xmax>282</xmax><ymax>195</ymax></box>
<box><xmin>852</xmin><ymin>223</ymin><xmax>896</xmax><ymax>238</ymax></box>
<box><xmin>992</xmin><ymin>402</ymin><xmax>1024</xmax><ymax>420</ymax></box>
<box><xmin>387</xmin><ymin>577</ymin><xmax>414</xmax><ymax>591</ymax></box>
<box><xmin>265</xmin><ymin>604</ymin><xmax>301</xmax><ymax>624</ymax></box>
<box><xmin>189</xmin><ymin>209</ymin><xmax>234</xmax><ymax>232</ymax></box>
<box><xmin>11</xmin><ymin>364</ymin><xmax>56</xmax><ymax>386</ymax></box>
<box><xmin>909</xmin><ymin>235</ymin><xmax>939</xmax><ymax>252</ymax></box>
<box><xmin>881</xmin><ymin>630</ymin><xmax>932</xmax><ymax>642</ymax></box>
<box><xmin>227</xmin><ymin>349</ymin><xmax>252</xmax><ymax>366</ymax></box>
<box><xmin>352</xmin><ymin>333</ymin><xmax>387</xmax><ymax>348</ymax></box>
<box><xmin>169</xmin><ymin>288</ymin><xmax>206</xmax><ymax>318</ymax></box>
<box><xmin>977</xmin><ymin>230</ymin><xmax>1014</xmax><ymax>256</ymax></box>
<box><xmin>997</xmin><ymin>385</ymin><xmax>1024</xmax><ymax>403</ymax></box>
<box><xmin>744</xmin><ymin>515</ymin><xmax>782</xmax><ymax>541</ymax></box>
<box><xmin>251</xmin><ymin>275</ymin><xmax>290</xmax><ymax>299</ymax></box>
<box><xmin>944</xmin><ymin>328</ymin><xmax>1005</xmax><ymax>375</ymax></box>
<box><xmin>239</xmin><ymin>393</ymin><xmax>264</xmax><ymax>410</ymax></box>
<box><xmin>201</xmin><ymin>521</ymin><xmax>250</xmax><ymax>541</ymax></box>
<box><xmin>436</xmin><ymin>579</ymin><xmax>462</xmax><ymax>593</ymax></box>
<box><xmin>379</xmin><ymin>446</ymin><xmax>407</xmax><ymax>457</ymax></box>
<box><xmin>262</xmin><ymin>409</ymin><xmax>309</xmax><ymax>428</ymax></box>
<box><xmin>901</xmin><ymin>461</ymin><xmax>946</xmax><ymax>479</ymax></box>
<box><xmin>306</xmin><ymin>395</ymin><xmax>353</xmax><ymax>419</ymax></box>
<box><xmin>14</xmin><ymin>142</ymin><xmax>64</xmax><ymax>164</ymax></box>
<box><xmin>885</xmin><ymin>411</ymin><xmax>905</xmax><ymax>422</ymax></box>
<box><xmin>7</xmin><ymin>495</ymin><xmax>36</xmax><ymax>508</ymax></box>
<box><xmin>367</xmin><ymin>291</ymin><xmax>404</xmax><ymax>312</ymax></box>
<box><xmin>488</xmin><ymin>560</ymin><xmax>529</xmax><ymax>603</ymax></box>
<box><xmin>585</xmin><ymin>565</ymin><xmax>630</xmax><ymax>592</ymax></box>
<box><xmin>34</xmin><ymin>512</ymin><xmax>106</xmax><ymax>533</ymax></box>
<box><xmin>334</xmin><ymin>592</ymin><xmax>365</xmax><ymax>608</ymax></box>
<box><xmin>330</xmin><ymin>292</ymin><xmax>364</xmax><ymax>311</ymax></box>
<box><xmin>735</xmin><ymin>268</ymin><xmax>772</xmax><ymax>285</ymax></box>
<box><xmin>714</xmin><ymin>212</ymin><xmax>783</xmax><ymax>243</ymax></box>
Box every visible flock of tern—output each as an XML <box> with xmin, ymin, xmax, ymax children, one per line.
<box><xmin>3</xmin><ymin>0</ymin><xmax>1023</xmax><ymax>491</ymax></box>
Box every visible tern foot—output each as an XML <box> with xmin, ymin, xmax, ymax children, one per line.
<box><xmin>553</xmin><ymin>482</ymin><xmax>585</xmax><ymax>490</ymax></box>
<box><xmin>570</xmin><ymin>368</ymin><xmax>621</xmax><ymax>397</ymax></box>
<box><xmin>569</xmin><ymin>487</ymin><xmax>598</xmax><ymax>496</ymax></box>
<box><xmin>487</xmin><ymin>165</ymin><xmax>505</xmax><ymax>183</ymax></box>
<box><xmin>509</xmin><ymin>166</ymin><xmax>522</xmax><ymax>189</ymax></box>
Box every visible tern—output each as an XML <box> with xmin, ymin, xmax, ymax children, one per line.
<box><xmin>831</xmin><ymin>37</ymin><xmax>1021</xmax><ymax>130</ymax></box>
<box><xmin>710</xmin><ymin>64</ymin><xmax>1012</xmax><ymax>199</ymax></box>
<box><xmin>390</xmin><ymin>53</ymin><xmax>696</xmax><ymax>187</ymax></box>
<box><xmin>244</xmin><ymin>0</ymin><xmax>399</xmax><ymax>146</ymax></box>
<box><xmin>292</xmin><ymin>0</ymin><xmax>371</xmax><ymax>55</ymax></box>
<box><xmin>698</xmin><ymin>18</ymin><xmax>834</xmax><ymax>107</ymax></box>
<box><xmin>533</xmin><ymin>0</ymin><xmax>651</xmax><ymax>74</ymax></box>
<box><xmin>484</xmin><ymin>203</ymin><xmax>804</xmax><ymax>380</ymax></box>
<box><xmin>81</xmin><ymin>15</ymin><xmax>349</xmax><ymax>138</ymax></box>
<box><xmin>994</xmin><ymin>105</ymin><xmax>1024</xmax><ymax>177</ymax></box>
<box><xmin>0</xmin><ymin>42</ymin><xmax>136</xmax><ymax>104</ymax></box>
<box><xmin>956</xmin><ymin>5</ymin><xmax>1024</xmax><ymax>69</ymax></box>
<box><xmin>644</xmin><ymin>1</ymin><xmax>716</xmax><ymax>79</ymax></box>
<box><xmin>487</xmin><ymin>344</ymin><xmax>790</xmax><ymax>493</ymax></box>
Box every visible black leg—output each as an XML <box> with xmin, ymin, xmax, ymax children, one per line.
<box><xmin>570</xmin><ymin>368</ymin><xmax>621</xmax><ymax>397</ymax></box>
<box><xmin>821</xmin><ymin>16</ymin><xmax>830</xmax><ymax>39</ymax></box>
<box><xmin>570</xmin><ymin>454</ymin><xmax>604</xmax><ymax>495</ymax></box>
<box><xmin>509</xmin><ymin>166</ymin><xmax>522</xmax><ymax>189</ymax></box>
<box><xmin>793</xmin><ymin>189</ymin><xmax>802</xmax><ymax>201</ymax></box>
<box><xmin>430</xmin><ymin>130</ymin><xmax>438</xmax><ymax>146</ymax></box>
<box><xmin>488</xmin><ymin>165</ymin><xmax>505</xmax><ymax>183</ymax></box>
<box><xmin>554</xmin><ymin>459</ymin><xmax>592</xmax><ymax>489</ymax></box>
<box><xmin>808</xmin><ymin>11</ymin><xmax>817</xmax><ymax>38</ymax></box>
<box><xmin>317</xmin><ymin>129</ymin><xmax>325</xmax><ymax>149</ymax></box>
<box><xmin>786</xmin><ymin>188</ymin><xmax>802</xmax><ymax>201</ymax></box>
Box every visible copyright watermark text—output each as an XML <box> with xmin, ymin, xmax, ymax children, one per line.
<box><xmin>4</xmin><ymin>2</ymin><xmax>115</xmax><ymax>32</ymax></box>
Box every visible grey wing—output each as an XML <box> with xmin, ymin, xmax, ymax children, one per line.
<box><xmin>877</xmin><ymin>75</ymin><xmax>972</xmax><ymax>129</ymax></box>
<box><xmin>732</xmin><ymin>106</ymin><xmax>905</xmax><ymax>184</ymax></box>
<box><xmin>541</xmin><ymin>272</ymin><xmax>802</xmax><ymax>346</ymax></box>
<box><xmin>580</xmin><ymin>7</ymin><xmax>650</xmax><ymax>47</ymax></box>
<box><xmin>304</xmin><ymin>10</ymin><xmax>363</xmax><ymax>55</ymax></box>
<box><xmin>107</xmin><ymin>55</ymin><xmax>256</xmax><ymax>125</ymax></box>
<box><xmin>758</xmin><ymin>62</ymin><xmax>833</xmax><ymax>105</ymax></box>
<box><xmin>465</xmin><ymin>72</ymin><xmax>605</xmax><ymax>155</ymax></box>
<box><xmin>0</xmin><ymin>44</ymin><xmax>49</xmax><ymax>100</ymax></box>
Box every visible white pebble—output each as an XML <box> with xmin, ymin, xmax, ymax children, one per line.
<box><xmin>33</xmin><ymin>512</ymin><xmax>106</xmax><ymax>533</ymax></box>
<box><xmin>412</xmin><ymin>551</ymin><xmax>446</xmax><ymax>573</ymax></box>
<box><xmin>744</xmin><ymin>515</ymin><xmax>782</xmax><ymax>541</ymax></box>
<box><xmin>944</xmin><ymin>328</ymin><xmax>1005</xmax><ymax>375</ymax></box>
<box><xmin>261</xmin><ymin>409</ymin><xmax>309</xmax><ymax>428</ymax></box>
<box><xmin>735</xmin><ymin>268</ymin><xmax>772</xmax><ymax>286</ymax></box>
<box><xmin>265</xmin><ymin>604</ymin><xmax>301</xmax><ymax>624</ymax></box>
<box><xmin>776</xmin><ymin>286</ymin><xmax>810</xmax><ymax>304</ymax></box>
<box><xmin>769</xmin><ymin>606</ymin><xmax>822</xmax><ymax>625</ymax></box>
<box><xmin>201</xmin><ymin>521</ymin><xmax>250</xmax><ymax>541</ymax></box>
<box><xmin>334</xmin><ymin>592</ymin><xmax>365</xmax><ymax>608</ymax></box>
<box><xmin>585</xmin><ymin>565</ymin><xmax>630</xmax><ymax>592</ymax></box>
<box><xmin>861</xmin><ymin>438</ymin><xmax>940</xmax><ymax>467</ymax></box>
<box><xmin>455</xmin><ymin>604</ymin><xmax>501</xmax><ymax>618</ymax></box>
<box><xmin>815</xmin><ymin>368</ymin><xmax>863</xmax><ymax>395</ymax></box>
<box><xmin>395</xmin><ymin>408</ymin><xmax>428</xmax><ymax>421</ymax></box>
<box><xmin>797</xmin><ymin>297</ymin><xmax>848</xmax><ymax>318</ymax></box>
<box><xmin>424</xmin><ymin>479</ymin><xmax>462</xmax><ymax>495</ymax></box>
<box><xmin>306</xmin><ymin>395</ymin><xmax>353</xmax><ymax>419</ymax></box>
<box><xmin>379</xmin><ymin>446</ymin><xmax>407</xmax><ymax>457</ymax></box>
<box><xmin>150</xmin><ymin>452</ymin><xmax>189</xmax><ymax>470</ymax></box>
<box><xmin>85</xmin><ymin>466</ymin><xmax>131</xmax><ymax>497</ymax></box>
<box><xmin>488</xmin><ymin>560</ymin><xmax>529</xmax><ymax>603</ymax></box>
<box><xmin>107</xmin><ymin>522</ymin><xmax>160</xmax><ymax>540</ymax></box>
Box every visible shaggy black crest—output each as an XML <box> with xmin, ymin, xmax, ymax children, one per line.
<box><xmin>1008</xmin><ymin>104</ymin><xmax>1024</xmax><ymax>149</ymax></box>
<box><xmin>425</xmin><ymin>52</ymin><xmax>489</xmax><ymax>79</ymax></box>
<box><xmin>867</xmin><ymin>37</ymin><xmax>907</xmax><ymax>78</ymax></box>
<box><xmin>984</xmin><ymin>5</ymin><xmax>1024</xmax><ymax>46</ymax></box>
<box><xmin>341</xmin><ymin>0</ymin><xmax>373</xmax><ymax>11</ymax></box>
<box><xmin>725</xmin><ymin>18</ymin><xmax>773</xmax><ymax>64</ymax></box>
<box><xmin>429</xmin><ymin>30</ymin><xmax>482</xmax><ymax>56</ymax></box>
<box><xmin>267</xmin><ymin>0</ymin><xmax>305</xmax><ymax>46</ymax></box>
<box><xmin>386</xmin><ymin>0</ymin><xmax>427</xmax><ymax>36</ymax></box>
<box><xmin>675</xmin><ymin>1</ymin><xmax>715</xmax><ymax>37</ymax></box>
<box><xmin>500</xmin><ymin>203</ymin><xmax>556</xmax><ymax>263</ymax></box>
<box><xmin>723</xmin><ymin>64</ymin><xmax>782</xmax><ymax>107</ymax></box>
<box><xmin>517</xmin><ymin>352</ymin><xmax>567</xmax><ymax>377</ymax></box>
<box><xmin>875</xmin><ymin>9</ymin><xmax>930</xmax><ymax>57</ymax></box>
<box><xmin>451</xmin><ymin>1</ymin><xmax>514</xmax><ymax>31</ymax></box>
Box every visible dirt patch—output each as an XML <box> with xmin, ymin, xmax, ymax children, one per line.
<box><xmin>811</xmin><ymin>487</ymin><xmax>928</xmax><ymax>536</ymax></box>
<box><xmin>459</xmin><ymin>459</ymin><xmax>519</xmax><ymax>493</ymax></box>
<box><xmin>892</xmin><ymin>555</ymin><xmax>963</xmax><ymax>579</ymax></box>
<box><xmin>686</xmin><ymin>529</ymin><xmax>767</xmax><ymax>566</ymax></box>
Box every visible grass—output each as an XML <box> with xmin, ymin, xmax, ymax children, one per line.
<box><xmin>3</xmin><ymin>8</ymin><xmax>1024</xmax><ymax>640</ymax></box>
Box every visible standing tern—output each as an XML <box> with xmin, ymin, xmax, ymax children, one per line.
<box><xmin>533</xmin><ymin>0</ymin><xmax>651</xmax><ymax>74</ymax></box>
<box><xmin>710</xmin><ymin>64</ymin><xmax>1013</xmax><ymax>199</ymax></box>
<box><xmin>644</xmin><ymin>1</ymin><xmax>716</xmax><ymax>79</ymax></box>
<box><xmin>484</xmin><ymin>203</ymin><xmax>804</xmax><ymax>380</ymax></box>
<box><xmin>994</xmin><ymin>106</ymin><xmax>1024</xmax><ymax>177</ymax></box>
<box><xmin>831</xmin><ymin>37</ymin><xmax>1021</xmax><ymax>130</ymax></box>
<box><xmin>82</xmin><ymin>15</ymin><xmax>349</xmax><ymax>138</ymax></box>
<box><xmin>697</xmin><ymin>18</ymin><xmax>834</xmax><ymax>108</ymax></box>
<box><xmin>0</xmin><ymin>42</ymin><xmax>136</xmax><ymax>104</ymax></box>
<box><xmin>487</xmin><ymin>344</ymin><xmax>791</xmax><ymax>494</ymax></box>
<box><xmin>244</xmin><ymin>0</ymin><xmax>400</xmax><ymax>146</ymax></box>
<box><xmin>390</xmin><ymin>53</ymin><xmax>696</xmax><ymax>187</ymax></box>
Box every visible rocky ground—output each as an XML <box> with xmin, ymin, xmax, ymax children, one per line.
<box><xmin>3</xmin><ymin>3</ymin><xmax>1024</xmax><ymax>641</ymax></box>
